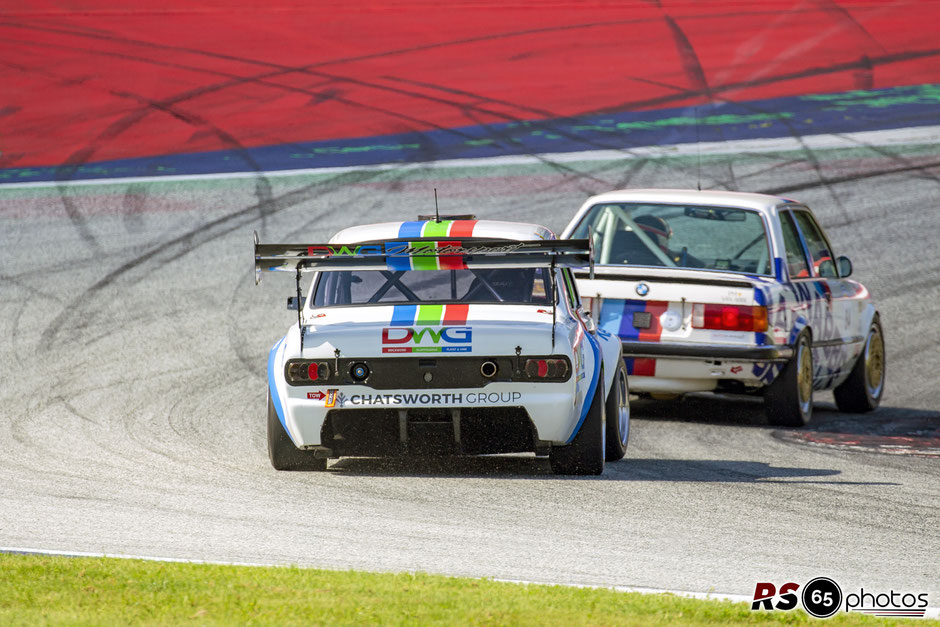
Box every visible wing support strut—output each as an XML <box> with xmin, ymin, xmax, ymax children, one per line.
<box><xmin>295</xmin><ymin>268</ymin><xmax>304</xmax><ymax>353</ymax></box>
<box><xmin>551</xmin><ymin>259</ymin><xmax>557</xmax><ymax>351</ymax></box>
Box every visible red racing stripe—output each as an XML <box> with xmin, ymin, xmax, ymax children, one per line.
<box><xmin>437</xmin><ymin>240</ymin><xmax>467</xmax><ymax>270</ymax></box>
<box><xmin>638</xmin><ymin>301</ymin><xmax>669</xmax><ymax>342</ymax></box>
<box><xmin>442</xmin><ymin>304</ymin><xmax>469</xmax><ymax>326</ymax></box>
<box><xmin>632</xmin><ymin>358</ymin><xmax>657</xmax><ymax>376</ymax></box>
<box><xmin>449</xmin><ymin>220</ymin><xmax>477</xmax><ymax>237</ymax></box>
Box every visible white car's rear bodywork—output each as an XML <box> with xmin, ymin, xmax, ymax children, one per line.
<box><xmin>257</xmin><ymin>218</ymin><xmax>627</xmax><ymax>473</ymax></box>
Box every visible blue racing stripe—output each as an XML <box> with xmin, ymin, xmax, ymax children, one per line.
<box><xmin>398</xmin><ymin>221</ymin><xmax>425</xmax><ymax>239</ymax></box>
<box><xmin>391</xmin><ymin>304</ymin><xmax>418</xmax><ymax>326</ymax></box>
<box><xmin>598</xmin><ymin>298</ymin><xmax>626</xmax><ymax>337</ymax></box>
<box><xmin>617</xmin><ymin>300</ymin><xmax>650</xmax><ymax>341</ymax></box>
<box><xmin>386</xmin><ymin>247</ymin><xmax>412</xmax><ymax>272</ymax></box>
<box><xmin>623</xmin><ymin>357</ymin><xmax>636</xmax><ymax>375</ymax></box>
<box><xmin>753</xmin><ymin>287</ymin><xmax>768</xmax><ymax>346</ymax></box>
<box><xmin>267</xmin><ymin>336</ymin><xmax>296</xmax><ymax>443</ymax></box>
<box><xmin>566</xmin><ymin>329</ymin><xmax>602</xmax><ymax>444</ymax></box>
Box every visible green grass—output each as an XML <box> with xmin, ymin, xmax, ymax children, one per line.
<box><xmin>0</xmin><ymin>554</ymin><xmax>923</xmax><ymax>626</ymax></box>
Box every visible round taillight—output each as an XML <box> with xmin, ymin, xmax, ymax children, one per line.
<box><xmin>537</xmin><ymin>360</ymin><xmax>548</xmax><ymax>378</ymax></box>
<box><xmin>525</xmin><ymin>360</ymin><xmax>538</xmax><ymax>378</ymax></box>
<box><xmin>307</xmin><ymin>362</ymin><xmax>319</xmax><ymax>380</ymax></box>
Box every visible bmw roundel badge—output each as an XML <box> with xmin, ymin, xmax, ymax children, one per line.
<box><xmin>635</xmin><ymin>282</ymin><xmax>650</xmax><ymax>296</ymax></box>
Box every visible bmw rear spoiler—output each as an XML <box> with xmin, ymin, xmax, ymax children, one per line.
<box><xmin>253</xmin><ymin>231</ymin><xmax>594</xmax><ymax>284</ymax></box>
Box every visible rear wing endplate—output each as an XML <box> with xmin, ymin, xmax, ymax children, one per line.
<box><xmin>253</xmin><ymin>231</ymin><xmax>594</xmax><ymax>284</ymax></box>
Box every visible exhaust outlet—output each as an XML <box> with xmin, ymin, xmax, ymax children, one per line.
<box><xmin>480</xmin><ymin>361</ymin><xmax>498</xmax><ymax>378</ymax></box>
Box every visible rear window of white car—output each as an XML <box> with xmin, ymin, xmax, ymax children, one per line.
<box><xmin>312</xmin><ymin>268</ymin><xmax>552</xmax><ymax>306</ymax></box>
<box><xmin>570</xmin><ymin>203</ymin><xmax>772</xmax><ymax>275</ymax></box>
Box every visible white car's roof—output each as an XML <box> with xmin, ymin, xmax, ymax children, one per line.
<box><xmin>329</xmin><ymin>218</ymin><xmax>556</xmax><ymax>243</ymax></box>
<box><xmin>583</xmin><ymin>188</ymin><xmax>798</xmax><ymax>213</ymax></box>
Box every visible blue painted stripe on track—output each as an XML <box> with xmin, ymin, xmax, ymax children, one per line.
<box><xmin>4</xmin><ymin>85</ymin><xmax>939</xmax><ymax>183</ymax></box>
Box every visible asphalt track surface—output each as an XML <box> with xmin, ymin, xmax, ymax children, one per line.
<box><xmin>2</xmin><ymin>131</ymin><xmax>939</xmax><ymax>602</ymax></box>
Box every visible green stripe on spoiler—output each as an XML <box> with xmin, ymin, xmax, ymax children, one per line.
<box><xmin>253</xmin><ymin>231</ymin><xmax>593</xmax><ymax>284</ymax></box>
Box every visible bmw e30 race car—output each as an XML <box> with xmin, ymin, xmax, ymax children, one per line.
<box><xmin>561</xmin><ymin>189</ymin><xmax>885</xmax><ymax>426</ymax></box>
<box><xmin>254</xmin><ymin>216</ymin><xmax>629</xmax><ymax>475</ymax></box>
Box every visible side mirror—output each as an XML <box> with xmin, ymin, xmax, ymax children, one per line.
<box><xmin>287</xmin><ymin>296</ymin><xmax>306</xmax><ymax>310</ymax></box>
<box><xmin>816</xmin><ymin>258</ymin><xmax>837</xmax><ymax>278</ymax></box>
<box><xmin>837</xmin><ymin>255</ymin><xmax>853</xmax><ymax>278</ymax></box>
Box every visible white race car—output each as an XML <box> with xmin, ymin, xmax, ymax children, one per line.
<box><xmin>562</xmin><ymin>189</ymin><xmax>884</xmax><ymax>426</ymax></box>
<box><xmin>255</xmin><ymin>216</ymin><xmax>629</xmax><ymax>474</ymax></box>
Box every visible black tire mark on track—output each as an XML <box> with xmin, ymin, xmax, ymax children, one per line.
<box><xmin>6</xmin><ymin>17</ymin><xmax>936</xmax><ymax>174</ymax></box>
<box><xmin>762</xmin><ymin>158</ymin><xmax>940</xmax><ymax>195</ymax></box>
<box><xmin>661</xmin><ymin>12</ymin><xmax>739</xmax><ymax>190</ymax></box>
<box><xmin>121</xmin><ymin>183</ymin><xmax>147</xmax><ymax>234</ymax></box>
<box><xmin>7</xmin><ymin>29</ymin><xmax>648</xmax><ymax>174</ymax></box>
<box><xmin>1</xmin><ymin>9</ymin><xmax>811</xmax><ymax>84</ymax></box>
<box><xmin>585</xmin><ymin>48</ymin><xmax>940</xmax><ymax>117</ymax></box>
<box><xmin>625</xmin><ymin>71</ymin><xmax>940</xmax><ymax>213</ymax></box>
<box><xmin>38</xmin><ymin>166</ymin><xmax>419</xmax><ymax>352</ymax></box>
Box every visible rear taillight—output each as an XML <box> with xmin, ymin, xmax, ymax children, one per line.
<box><xmin>692</xmin><ymin>303</ymin><xmax>767</xmax><ymax>332</ymax></box>
<box><xmin>285</xmin><ymin>360</ymin><xmax>332</xmax><ymax>384</ymax></box>
<box><xmin>524</xmin><ymin>358</ymin><xmax>570</xmax><ymax>380</ymax></box>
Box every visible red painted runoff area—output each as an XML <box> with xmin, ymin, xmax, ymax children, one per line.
<box><xmin>2</xmin><ymin>1</ymin><xmax>939</xmax><ymax>169</ymax></box>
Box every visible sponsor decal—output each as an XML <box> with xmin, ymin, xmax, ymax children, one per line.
<box><xmin>730</xmin><ymin>365</ymin><xmax>743</xmax><ymax>374</ymax></box>
<box><xmin>751</xmin><ymin>578</ymin><xmax>929</xmax><ymax>619</ymax></box>
<box><xmin>325</xmin><ymin>389</ymin><xmax>339</xmax><ymax>408</ymax></box>
<box><xmin>307</xmin><ymin>389</ymin><xmax>342</xmax><ymax>408</ymax></box>
<box><xmin>720</xmin><ymin>289</ymin><xmax>750</xmax><ymax>304</ymax></box>
<box><xmin>383</xmin><ymin>304</ymin><xmax>472</xmax><ymax>353</ymax></box>
<box><xmin>306</xmin><ymin>220</ymin><xmax>489</xmax><ymax>272</ymax></box>
<box><xmin>343</xmin><ymin>391</ymin><xmax>523</xmax><ymax>406</ymax></box>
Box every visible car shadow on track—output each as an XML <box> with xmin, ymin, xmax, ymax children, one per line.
<box><xmin>605</xmin><ymin>458</ymin><xmax>896</xmax><ymax>485</ymax></box>
<box><xmin>325</xmin><ymin>455</ymin><xmax>894</xmax><ymax>484</ymax></box>
<box><xmin>632</xmin><ymin>393</ymin><xmax>940</xmax><ymax>435</ymax></box>
<box><xmin>326</xmin><ymin>456</ymin><xmax>897</xmax><ymax>484</ymax></box>
<box><xmin>631</xmin><ymin>392</ymin><xmax>940</xmax><ymax>459</ymax></box>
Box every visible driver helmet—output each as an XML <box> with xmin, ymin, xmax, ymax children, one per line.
<box><xmin>634</xmin><ymin>214</ymin><xmax>673</xmax><ymax>249</ymax></box>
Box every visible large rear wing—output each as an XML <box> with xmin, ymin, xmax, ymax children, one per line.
<box><xmin>253</xmin><ymin>231</ymin><xmax>594</xmax><ymax>284</ymax></box>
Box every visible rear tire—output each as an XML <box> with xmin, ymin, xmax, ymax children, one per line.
<box><xmin>550</xmin><ymin>372</ymin><xmax>605</xmax><ymax>475</ymax></box>
<box><xmin>267</xmin><ymin>390</ymin><xmax>327</xmax><ymax>471</ymax></box>
<box><xmin>834</xmin><ymin>316</ymin><xmax>885</xmax><ymax>413</ymax></box>
<box><xmin>765</xmin><ymin>331</ymin><xmax>814</xmax><ymax>427</ymax></box>
<box><xmin>604</xmin><ymin>361</ymin><xmax>630</xmax><ymax>462</ymax></box>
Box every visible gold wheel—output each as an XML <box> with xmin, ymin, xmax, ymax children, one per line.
<box><xmin>797</xmin><ymin>340</ymin><xmax>813</xmax><ymax>415</ymax></box>
<box><xmin>864</xmin><ymin>324</ymin><xmax>885</xmax><ymax>398</ymax></box>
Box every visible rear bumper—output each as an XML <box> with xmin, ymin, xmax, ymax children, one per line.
<box><xmin>621</xmin><ymin>341</ymin><xmax>792</xmax><ymax>362</ymax></box>
<box><xmin>283</xmin><ymin>383</ymin><xmax>582</xmax><ymax>447</ymax></box>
